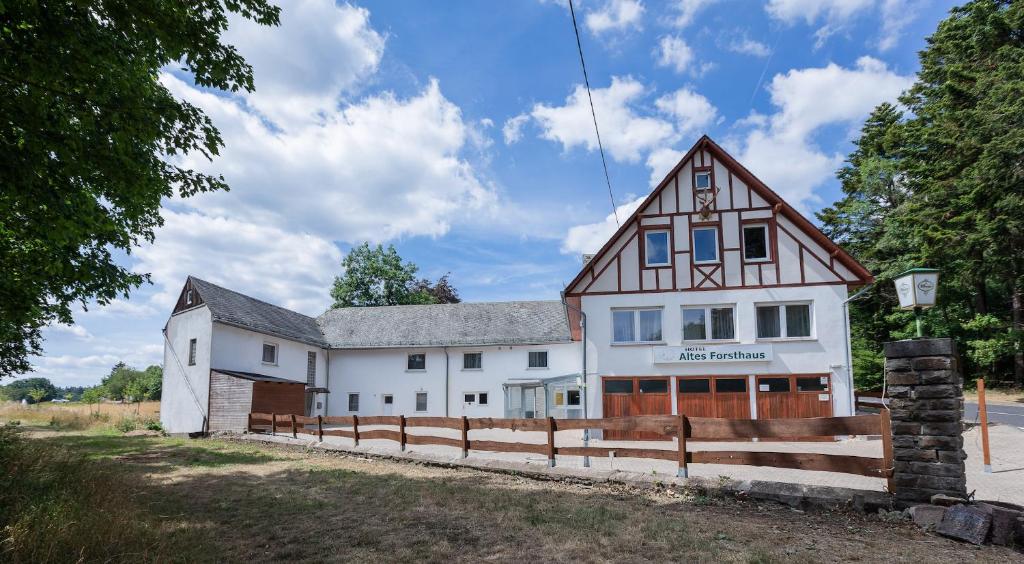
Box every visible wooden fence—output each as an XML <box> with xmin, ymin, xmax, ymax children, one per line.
<box><xmin>854</xmin><ymin>390</ymin><xmax>888</xmax><ymax>410</ymax></box>
<box><xmin>247</xmin><ymin>412</ymin><xmax>894</xmax><ymax>487</ymax></box>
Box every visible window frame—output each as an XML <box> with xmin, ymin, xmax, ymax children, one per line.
<box><xmin>527</xmin><ymin>350</ymin><xmax>549</xmax><ymax>369</ymax></box>
<box><xmin>187</xmin><ymin>338</ymin><xmax>197</xmax><ymax>366</ymax></box>
<box><xmin>462</xmin><ymin>352</ymin><xmax>483</xmax><ymax>371</ymax></box>
<box><xmin>261</xmin><ymin>342</ymin><xmax>278</xmax><ymax>365</ymax></box>
<box><xmin>306</xmin><ymin>351</ymin><xmax>317</xmax><ymax>386</ymax></box>
<box><xmin>681</xmin><ymin>304</ymin><xmax>737</xmax><ymax>343</ymax></box>
<box><xmin>610</xmin><ymin>307</ymin><xmax>664</xmax><ymax>345</ymax></box>
<box><xmin>643</xmin><ymin>229</ymin><xmax>672</xmax><ymax>267</ymax></box>
<box><xmin>742</xmin><ymin>223</ymin><xmax>771</xmax><ymax>263</ymax></box>
<box><xmin>691</xmin><ymin>226</ymin><xmax>720</xmax><ymax>264</ymax></box>
<box><xmin>694</xmin><ymin>170</ymin><xmax>712</xmax><ymax>191</ymax></box>
<box><xmin>347</xmin><ymin>393</ymin><xmax>359</xmax><ymax>412</ymax></box>
<box><xmin>185</xmin><ymin>288</ymin><xmax>194</xmax><ymax>305</ymax></box>
<box><xmin>755</xmin><ymin>301</ymin><xmax>815</xmax><ymax>340</ymax></box>
<box><xmin>406</xmin><ymin>352</ymin><xmax>426</xmax><ymax>371</ymax></box>
<box><xmin>463</xmin><ymin>391</ymin><xmax>489</xmax><ymax>406</ymax></box>
<box><xmin>415</xmin><ymin>392</ymin><xmax>428</xmax><ymax>412</ymax></box>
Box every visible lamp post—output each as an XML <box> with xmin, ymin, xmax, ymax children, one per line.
<box><xmin>893</xmin><ymin>268</ymin><xmax>940</xmax><ymax>338</ymax></box>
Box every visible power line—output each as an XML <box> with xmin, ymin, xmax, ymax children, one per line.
<box><xmin>568</xmin><ymin>0</ymin><xmax>619</xmax><ymax>227</ymax></box>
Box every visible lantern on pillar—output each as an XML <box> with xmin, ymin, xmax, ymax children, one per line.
<box><xmin>893</xmin><ymin>268</ymin><xmax>940</xmax><ymax>337</ymax></box>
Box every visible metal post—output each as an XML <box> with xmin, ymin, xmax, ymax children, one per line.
<box><xmin>914</xmin><ymin>307</ymin><xmax>923</xmax><ymax>338</ymax></box>
<box><xmin>676</xmin><ymin>414</ymin><xmax>688</xmax><ymax>478</ymax></box>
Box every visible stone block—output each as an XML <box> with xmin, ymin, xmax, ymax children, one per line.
<box><xmin>920</xmin><ymin>399</ymin><xmax>962</xmax><ymax>411</ymax></box>
<box><xmin>887</xmin><ymin>398</ymin><xmax>915</xmax><ymax>410</ymax></box>
<box><xmin>936</xmin><ymin>505</ymin><xmax>992</xmax><ymax>545</ymax></box>
<box><xmin>937</xmin><ymin>450</ymin><xmax>967</xmax><ymax>464</ymax></box>
<box><xmin>917</xmin><ymin>435</ymin><xmax>961</xmax><ymax>450</ymax></box>
<box><xmin>885</xmin><ymin>358</ymin><xmax>913</xmax><ymax>372</ymax></box>
<box><xmin>909</xmin><ymin>504</ymin><xmax>946</xmax><ymax>529</ymax></box>
<box><xmin>891</xmin><ymin>436</ymin><xmax>916</xmax><ymax>449</ymax></box>
<box><xmin>918</xmin><ymin>370</ymin><xmax>959</xmax><ymax>385</ymax></box>
<box><xmin>918</xmin><ymin>410</ymin><xmax>961</xmax><ymax>423</ymax></box>
<box><xmin>886</xmin><ymin>372</ymin><xmax>920</xmax><ymax>386</ymax></box>
<box><xmin>906</xmin><ymin>461</ymin><xmax>965</xmax><ymax>477</ymax></box>
<box><xmin>931</xmin><ymin>494</ymin><xmax>968</xmax><ymax>507</ymax></box>
<box><xmin>896</xmin><ymin>474</ymin><xmax>965</xmax><ymax>491</ymax></box>
<box><xmin>886</xmin><ymin>385</ymin><xmax>914</xmax><ymax>398</ymax></box>
<box><xmin>894</xmin><ymin>448</ymin><xmax>936</xmax><ymax>462</ymax></box>
<box><xmin>884</xmin><ymin>338</ymin><xmax>957</xmax><ymax>359</ymax></box>
<box><xmin>912</xmin><ymin>357</ymin><xmax>953</xmax><ymax>371</ymax></box>
<box><xmin>976</xmin><ymin>502</ymin><xmax>1023</xmax><ymax>546</ymax></box>
<box><xmin>921</xmin><ymin>422</ymin><xmax>962</xmax><ymax>436</ymax></box>
<box><xmin>892</xmin><ymin>422</ymin><xmax>922</xmax><ymax>435</ymax></box>
<box><xmin>915</xmin><ymin>385</ymin><xmax>958</xmax><ymax>399</ymax></box>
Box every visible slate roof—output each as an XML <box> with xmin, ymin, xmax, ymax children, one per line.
<box><xmin>188</xmin><ymin>277</ymin><xmax>326</xmax><ymax>347</ymax></box>
<box><xmin>316</xmin><ymin>301</ymin><xmax>573</xmax><ymax>349</ymax></box>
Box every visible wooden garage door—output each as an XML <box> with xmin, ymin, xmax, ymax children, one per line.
<box><xmin>755</xmin><ymin>375</ymin><xmax>832</xmax><ymax>419</ymax></box>
<box><xmin>602</xmin><ymin>377</ymin><xmax>672</xmax><ymax>440</ymax></box>
<box><xmin>677</xmin><ymin>377</ymin><xmax>751</xmax><ymax>419</ymax></box>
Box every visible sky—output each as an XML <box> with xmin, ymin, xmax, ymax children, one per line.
<box><xmin>24</xmin><ymin>0</ymin><xmax>959</xmax><ymax>388</ymax></box>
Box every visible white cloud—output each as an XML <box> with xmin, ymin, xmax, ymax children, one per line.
<box><xmin>654</xmin><ymin>35</ymin><xmax>694</xmax><ymax>74</ymax></box>
<box><xmin>223</xmin><ymin>0</ymin><xmax>385</xmax><ymax>127</ymax></box>
<box><xmin>585</xmin><ymin>0</ymin><xmax>645</xmax><ymax>34</ymax></box>
<box><xmin>503</xmin><ymin>113</ymin><xmax>530</xmax><ymax>144</ymax></box>
<box><xmin>732</xmin><ymin>56</ymin><xmax>914</xmax><ymax>210</ymax></box>
<box><xmin>878</xmin><ymin>0</ymin><xmax>919</xmax><ymax>52</ymax></box>
<box><xmin>562</xmin><ymin>195</ymin><xmax>647</xmax><ymax>255</ymax></box>
<box><xmin>765</xmin><ymin>0</ymin><xmax>917</xmax><ymax>50</ymax></box>
<box><xmin>531</xmin><ymin>76</ymin><xmax>676</xmax><ymax>163</ymax></box>
<box><xmin>45</xmin><ymin>324</ymin><xmax>94</xmax><ymax>341</ymax></box>
<box><xmin>654</xmin><ymin>88</ymin><xmax>717</xmax><ymax>136</ymax></box>
<box><xmin>727</xmin><ymin>34</ymin><xmax>771</xmax><ymax>57</ymax></box>
<box><xmin>133</xmin><ymin>211</ymin><xmax>343</xmax><ymax>315</ymax></box>
<box><xmin>645</xmin><ymin>147</ymin><xmax>686</xmax><ymax>187</ymax></box>
<box><xmin>666</xmin><ymin>0</ymin><xmax>718</xmax><ymax>28</ymax></box>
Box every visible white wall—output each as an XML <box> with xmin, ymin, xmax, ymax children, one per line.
<box><xmin>326</xmin><ymin>343</ymin><xmax>580</xmax><ymax>418</ymax></box>
<box><xmin>160</xmin><ymin>306</ymin><xmax>213</xmax><ymax>434</ymax></box>
<box><xmin>580</xmin><ymin>284</ymin><xmax>854</xmax><ymax>417</ymax></box>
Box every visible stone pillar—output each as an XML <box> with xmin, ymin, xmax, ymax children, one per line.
<box><xmin>883</xmin><ymin>338</ymin><xmax>967</xmax><ymax>505</ymax></box>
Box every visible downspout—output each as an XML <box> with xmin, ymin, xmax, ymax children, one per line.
<box><xmin>444</xmin><ymin>347</ymin><xmax>450</xmax><ymax>417</ymax></box>
<box><xmin>323</xmin><ymin>348</ymin><xmax>331</xmax><ymax>416</ymax></box>
<box><xmin>561</xmin><ymin>293</ymin><xmax>590</xmax><ymax>467</ymax></box>
<box><xmin>842</xmin><ymin>283</ymin><xmax>874</xmax><ymax>416</ymax></box>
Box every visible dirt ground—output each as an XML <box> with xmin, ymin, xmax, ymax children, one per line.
<box><xmin>28</xmin><ymin>430</ymin><xmax>1020</xmax><ymax>563</ymax></box>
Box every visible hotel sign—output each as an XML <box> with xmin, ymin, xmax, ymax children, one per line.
<box><xmin>653</xmin><ymin>344</ymin><xmax>773</xmax><ymax>364</ymax></box>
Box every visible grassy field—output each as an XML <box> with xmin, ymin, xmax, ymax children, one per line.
<box><xmin>0</xmin><ymin>422</ymin><xmax>1018</xmax><ymax>563</ymax></box>
<box><xmin>0</xmin><ymin>400</ymin><xmax>161</xmax><ymax>432</ymax></box>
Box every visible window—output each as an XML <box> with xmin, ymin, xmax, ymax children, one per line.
<box><xmin>407</xmin><ymin>353</ymin><xmax>426</xmax><ymax>370</ymax></box>
<box><xmin>463</xmin><ymin>352</ymin><xmax>482</xmax><ymax>370</ymax></box>
<box><xmin>553</xmin><ymin>387</ymin><xmax>581</xmax><ymax>407</ymax></box>
<box><xmin>185</xmin><ymin>289</ymin><xmax>193</xmax><ymax>305</ymax></box>
<box><xmin>692</xmin><ymin>227</ymin><xmax>719</xmax><ymax>263</ymax></box>
<box><xmin>187</xmin><ymin>338</ymin><xmax>197</xmax><ymax>366</ymax></box>
<box><xmin>756</xmin><ymin>303</ymin><xmax>813</xmax><ymax>339</ymax></box>
<box><xmin>383</xmin><ymin>395</ymin><xmax>394</xmax><ymax>405</ymax></box>
<box><xmin>528</xmin><ymin>351</ymin><xmax>548</xmax><ymax>369</ymax></box>
<box><xmin>639</xmin><ymin>379</ymin><xmax>668</xmax><ymax>393</ymax></box>
<box><xmin>797</xmin><ymin>377</ymin><xmax>829</xmax><ymax>392</ymax></box>
<box><xmin>715</xmin><ymin>378</ymin><xmax>747</xmax><ymax>393</ymax></box>
<box><xmin>463</xmin><ymin>392</ymin><xmax>488</xmax><ymax>405</ymax></box>
<box><xmin>612</xmin><ymin>308</ymin><xmax>662</xmax><ymax>343</ymax></box>
<box><xmin>464</xmin><ymin>393</ymin><xmax>476</xmax><ymax>404</ymax></box>
<box><xmin>306</xmin><ymin>351</ymin><xmax>316</xmax><ymax>386</ymax></box>
<box><xmin>743</xmin><ymin>224</ymin><xmax>770</xmax><ymax>261</ymax></box>
<box><xmin>479</xmin><ymin>392</ymin><xmax>488</xmax><ymax>405</ymax></box>
<box><xmin>759</xmin><ymin>378</ymin><xmax>790</xmax><ymax>393</ymax></box>
<box><xmin>682</xmin><ymin>305</ymin><xmax>735</xmax><ymax>341</ymax></box>
<box><xmin>678</xmin><ymin>378</ymin><xmax>711</xmax><ymax>393</ymax></box>
<box><xmin>262</xmin><ymin>342</ymin><xmax>278</xmax><ymax>364</ymax></box>
<box><xmin>695</xmin><ymin>170</ymin><xmax>711</xmax><ymax>190</ymax></box>
<box><xmin>566</xmin><ymin>389</ymin><xmax>580</xmax><ymax>406</ymax></box>
<box><xmin>644</xmin><ymin>230</ymin><xmax>671</xmax><ymax>267</ymax></box>
<box><xmin>347</xmin><ymin>393</ymin><xmax>359</xmax><ymax>412</ymax></box>
<box><xmin>415</xmin><ymin>392</ymin><xmax>428</xmax><ymax>412</ymax></box>
<box><xmin>604</xmin><ymin>379</ymin><xmax>633</xmax><ymax>394</ymax></box>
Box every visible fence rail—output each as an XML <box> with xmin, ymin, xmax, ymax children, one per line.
<box><xmin>246</xmin><ymin>412</ymin><xmax>894</xmax><ymax>483</ymax></box>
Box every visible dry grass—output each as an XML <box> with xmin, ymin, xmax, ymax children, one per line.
<box><xmin>964</xmin><ymin>388</ymin><xmax>1023</xmax><ymax>406</ymax></box>
<box><xmin>24</xmin><ymin>431</ymin><xmax>1020</xmax><ymax>563</ymax></box>
<box><xmin>0</xmin><ymin>401</ymin><xmax>161</xmax><ymax>432</ymax></box>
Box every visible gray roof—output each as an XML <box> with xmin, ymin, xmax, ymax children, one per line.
<box><xmin>189</xmin><ymin>277</ymin><xmax>326</xmax><ymax>347</ymax></box>
<box><xmin>317</xmin><ymin>301</ymin><xmax>572</xmax><ymax>349</ymax></box>
<box><xmin>212</xmin><ymin>369</ymin><xmax>306</xmax><ymax>384</ymax></box>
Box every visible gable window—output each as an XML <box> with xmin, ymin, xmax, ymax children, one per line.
<box><xmin>612</xmin><ymin>308</ymin><xmax>662</xmax><ymax>344</ymax></box>
<box><xmin>306</xmin><ymin>351</ymin><xmax>316</xmax><ymax>386</ymax></box>
<box><xmin>415</xmin><ymin>392</ymin><xmax>428</xmax><ymax>412</ymax></box>
<box><xmin>682</xmin><ymin>305</ymin><xmax>735</xmax><ymax>341</ymax></box>
<box><xmin>347</xmin><ymin>393</ymin><xmax>359</xmax><ymax>412</ymax></box>
<box><xmin>743</xmin><ymin>224</ymin><xmax>770</xmax><ymax>261</ymax></box>
<box><xmin>528</xmin><ymin>351</ymin><xmax>548</xmax><ymax>369</ymax></box>
<box><xmin>185</xmin><ymin>289</ymin><xmax>194</xmax><ymax>305</ymax></box>
<box><xmin>407</xmin><ymin>353</ymin><xmax>426</xmax><ymax>371</ymax></box>
<box><xmin>695</xmin><ymin>170</ymin><xmax>712</xmax><ymax>191</ymax></box>
<box><xmin>756</xmin><ymin>303</ymin><xmax>813</xmax><ymax>339</ymax></box>
<box><xmin>187</xmin><ymin>338</ymin><xmax>197</xmax><ymax>366</ymax></box>
<box><xmin>692</xmin><ymin>227</ymin><xmax>719</xmax><ymax>263</ymax></box>
<box><xmin>644</xmin><ymin>230</ymin><xmax>671</xmax><ymax>267</ymax></box>
<box><xmin>262</xmin><ymin>342</ymin><xmax>278</xmax><ymax>365</ymax></box>
<box><xmin>463</xmin><ymin>352</ymin><xmax>482</xmax><ymax>370</ymax></box>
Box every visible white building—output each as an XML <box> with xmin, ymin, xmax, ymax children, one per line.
<box><xmin>562</xmin><ymin>136</ymin><xmax>873</xmax><ymax>439</ymax></box>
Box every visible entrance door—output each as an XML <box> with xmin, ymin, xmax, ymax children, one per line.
<box><xmin>677</xmin><ymin>377</ymin><xmax>752</xmax><ymax>419</ymax></box>
<box><xmin>602</xmin><ymin>377</ymin><xmax>672</xmax><ymax>440</ymax></box>
<box><xmin>382</xmin><ymin>394</ymin><xmax>394</xmax><ymax>416</ymax></box>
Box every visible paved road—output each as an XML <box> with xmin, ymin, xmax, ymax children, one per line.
<box><xmin>965</xmin><ymin>401</ymin><xmax>1024</xmax><ymax>427</ymax></box>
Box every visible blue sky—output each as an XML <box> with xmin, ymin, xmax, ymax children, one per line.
<box><xmin>26</xmin><ymin>0</ymin><xmax>958</xmax><ymax>387</ymax></box>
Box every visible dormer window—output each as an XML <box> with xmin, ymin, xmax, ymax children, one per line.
<box><xmin>644</xmin><ymin>230</ymin><xmax>671</xmax><ymax>267</ymax></box>
<box><xmin>695</xmin><ymin>171</ymin><xmax>711</xmax><ymax>191</ymax></box>
<box><xmin>185</xmin><ymin>289</ymin><xmax>193</xmax><ymax>305</ymax></box>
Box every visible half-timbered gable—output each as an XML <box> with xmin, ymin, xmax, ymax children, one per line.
<box><xmin>566</xmin><ymin>136</ymin><xmax>872</xmax><ymax>297</ymax></box>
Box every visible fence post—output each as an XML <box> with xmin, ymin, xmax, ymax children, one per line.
<box><xmin>271</xmin><ymin>412</ymin><xmax>276</xmax><ymax>436</ymax></box>
<box><xmin>290</xmin><ymin>414</ymin><xmax>297</xmax><ymax>438</ymax></box>
<box><xmin>317</xmin><ymin>415</ymin><xmax>323</xmax><ymax>442</ymax></box>
<box><xmin>978</xmin><ymin>378</ymin><xmax>992</xmax><ymax>473</ymax></box>
<box><xmin>247</xmin><ymin>413</ymin><xmax>253</xmax><ymax>433</ymax></box>
<box><xmin>677</xmin><ymin>414</ymin><xmax>688</xmax><ymax>478</ymax></box>
<box><xmin>461</xmin><ymin>416</ymin><xmax>469</xmax><ymax>458</ymax></box>
<box><xmin>879</xmin><ymin>408</ymin><xmax>894</xmax><ymax>493</ymax></box>
<box><xmin>399</xmin><ymin>415</ymin><xmax>407</xmax><ymax>451</ymax></box>
<box><xmin>546</xmin><ymin>416</ymin><xmax>556</xmax><ymax>468</ymax></box>
<box><xmin>352</xmin><ymin>414</ymin><xmax>360</xmax><ymax>447</ymax></box>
